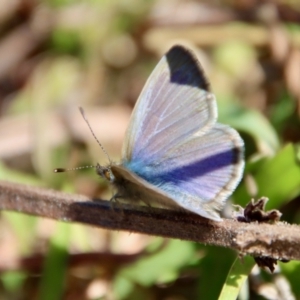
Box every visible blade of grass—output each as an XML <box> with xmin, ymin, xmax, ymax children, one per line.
<box><xmin>38</xmin><ymin>222</ymin><xmax>71</xmax><ymax>300</ymax></box>
<box><xmin>218</xmin><ymin>255</ymin><xmax>255</xmax><ymax>300</ymax></box>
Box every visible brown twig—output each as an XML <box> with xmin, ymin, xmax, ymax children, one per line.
<box><xmin>0</xmin><ymin>180</ymin><xmax>299</xmax><ymax>261</ymax></box>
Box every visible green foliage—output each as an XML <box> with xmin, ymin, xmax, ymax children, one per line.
<box><xmin>280</xmin><ymin>260</ymin><xmax>300</xmax><ymax>296</ymax></box>
<box><xmin>1</xmin><ymin>272</ymin><xmax>26</xmax><ymax>294</ymax></box>
<box><xmin>218</xmin><ymin>256</ymin><xmax>255</xmax><ymax>300</ymax></box>
<box><xmin>196</xmin><ymin>246</ymin><xmax>237</xmax><ymax>299</ymax></box>
<box><xmin>113</xmin><ymin>239</ymin><xmax>195</xmax><ymax>299</ymax></box>
<box><xmin>235</xmin><ymin>144</ymin><xmax>300</xmax><ymax>210</ymax></box>
<box><xmin>50</xmin><ymin>29</ymin><xmax>83</xmax><ymax>56</ymax></box>
<box><xmin>38</xmin><ymin>222</ymin><xmax>71</xmax><ymax>300</ymax></box>
<box><xmin>219</xmin><ymin>103</ymin><xmax>280</xmax><ymax>154</ymax></box>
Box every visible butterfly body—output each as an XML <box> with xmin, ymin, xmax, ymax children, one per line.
<box><xmin>106</xmin><ymin>164</ymin><xmax>181</xmax><ymax>209</ymax></box>
<box><xmin>96</xmin><ymin>45</ymin><xmax>244</xmax><ymax>221</ymax></box>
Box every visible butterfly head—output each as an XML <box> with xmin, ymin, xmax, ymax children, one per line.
<box><xmin>96</xmin><ymin>163</ymin><xmax>115</xmax><ymax>183</ymax></box>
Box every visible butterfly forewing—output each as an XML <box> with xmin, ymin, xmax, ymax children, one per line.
<box><xmin>122</xmin><ymin>46</ymin><xmax>217</xmax><ymax>163</ymax></box>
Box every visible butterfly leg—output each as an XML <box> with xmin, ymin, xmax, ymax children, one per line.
<box><xmin>141</xmin><ymin>199</ymin><xmax>152</xmax><ymax>208</ymax></box>
<box><xmin>109</xmin><ymin>193</ymin><xmax>125</xmax><ymax>214</ymax></box>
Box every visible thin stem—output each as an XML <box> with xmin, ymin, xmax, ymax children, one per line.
<box><xmin>0</xmin><ymin>180</ymin><xmax>299</xmax><ymax>261</ymax></box>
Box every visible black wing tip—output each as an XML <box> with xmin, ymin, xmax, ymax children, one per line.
<box><xmin>166</xmin><ymin>45</ymin><xmax>211</xmax><ymax>92</ymax></box>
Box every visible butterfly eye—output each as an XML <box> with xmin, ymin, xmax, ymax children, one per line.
<box><xmin>96</xmin><ymin>164</ymin><xmax>115</xmax><ymax>182</ymax></box>
<box><xmin>104</xmin><ymin>169</ymin><xmax>113</xmax><ymax>181</ymax></box>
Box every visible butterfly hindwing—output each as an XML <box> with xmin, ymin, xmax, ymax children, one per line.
<box><xmin>122</xmin><ymin>123</ymin><xmax>244</xmax><ymax>220</ymax></box>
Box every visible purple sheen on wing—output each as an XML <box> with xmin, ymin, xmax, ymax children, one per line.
<box><xmin>124</xmin><ymin>147</ymin><xmax>240</xmax><ymax>202</ymax></box>
<box><xmin>122</xmin><ymin>46</ymin><xmax>217</xmax><ymax>162</ymax></box>
<box><xmin>129</xmin><ymin>76</ymin><xmax>214</xmax><ymax>161</ymax></box>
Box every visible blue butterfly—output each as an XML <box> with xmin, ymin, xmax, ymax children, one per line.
<box><xmin>94</xmin><ymin>45</ymin><xmax>244</xmax><ymax>221</ymax></box>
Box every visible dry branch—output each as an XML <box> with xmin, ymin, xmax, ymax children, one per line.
<box><xmin>0</xmin><ymin>180</ymin><xmax>299</xmax><ymax>261</ymax></box>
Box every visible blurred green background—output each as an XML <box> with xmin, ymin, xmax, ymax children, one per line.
<box><xmin>0</xmin><ymin>0</ymin><xmax>300</xmax><ymax>299</ymax></box>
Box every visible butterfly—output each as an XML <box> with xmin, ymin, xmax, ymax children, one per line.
<box><xmin>83</xmin><ymin>45</ymin><xmax>244</xmax><ymax>221</ymax></box>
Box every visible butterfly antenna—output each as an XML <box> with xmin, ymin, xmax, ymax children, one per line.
<box><xmin>54</xmin><ymin>165</ymin><xmax>95</xmax><ymax>173</ymax></box>
<box><xmin>79</xmin><ymin>107</ymin><xmax>112</xmax><ymax>164</ymax></box>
